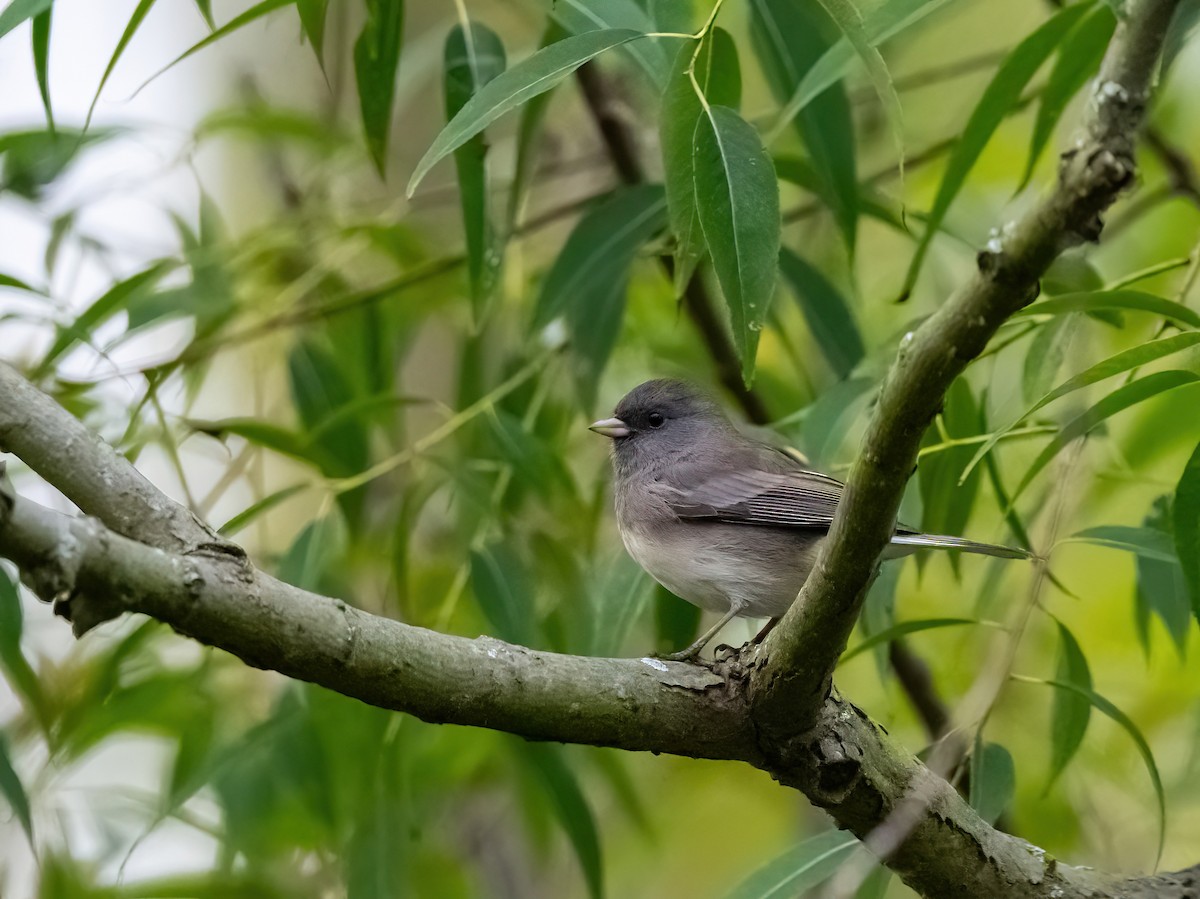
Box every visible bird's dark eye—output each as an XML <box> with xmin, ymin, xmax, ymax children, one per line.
<box><xmin>647</xmin><ymin>411</ymin><xmax>665</xmax><ymax>428</ymax></box>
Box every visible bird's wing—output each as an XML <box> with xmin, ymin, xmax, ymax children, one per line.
<box><xmin>667</xmin><ymin>466</ymin><xmax>850</xmax><ymax>529</ymax></box>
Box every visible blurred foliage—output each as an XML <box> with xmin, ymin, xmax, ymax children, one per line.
<box><xmin>1</xmin><ymin>0</ymin><xmax>1200</xmax><ymax>896</ymax></box>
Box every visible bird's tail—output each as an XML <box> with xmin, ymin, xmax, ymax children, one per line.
<box><xmin>888</xmin><ymin>533</ymin><xmax>1038</xmax><ymax>561</ymax></box>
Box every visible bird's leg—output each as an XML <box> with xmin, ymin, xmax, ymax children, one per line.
<box><xmin>751</xmin><ymin>617</ymin><xmax>780</xmax><ymax>645</ymax></box>
<box><xmin>660</xmin><ymin>604</ymin><xmax>743</xmax><ymax>663</ymax></box>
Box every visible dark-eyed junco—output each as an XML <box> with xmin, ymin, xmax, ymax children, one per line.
<box><xmin>590</xmin><ymin>379</ymin><xmax>1032</xmax><ymax>661</ymax></box>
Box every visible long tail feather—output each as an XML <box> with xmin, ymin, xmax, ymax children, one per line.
<box><xmin>889</xmin><ymin>533</ymin><xmax>1037</xmax><ymax>561</ymax></box>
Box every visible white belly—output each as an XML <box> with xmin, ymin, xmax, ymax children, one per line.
<box><xmin>619</xmin><ymin>520</ymin><xmax>818</xmax><ymax>619</ymax></box>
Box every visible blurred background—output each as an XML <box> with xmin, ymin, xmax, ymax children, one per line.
<box><xmin>1</xmin><ymin>0</ymin><xmax>1200</xmax><ymax>896</ymax></box>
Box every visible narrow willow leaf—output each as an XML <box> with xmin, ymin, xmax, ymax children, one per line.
<box><xmin>840</xmin><ymin>617</ymin><xmax>981</xmax><ymax>664</ymax></box>
<box><xmin>1011</xmin><ymin>371</ymin><xmax>1200</xmax><ymax>504</ymax></box>
<box><xmin>0</xmin><ymin>569</ymin><xmax>46</xmax><ymax>728</ymax></box>
<box><xmin>408</xmin><ymin>29</ymin><xmax>644</xmax><ymax>196</ymax></box>
<box><xmin>535</xmin><ymin>185</ymin><xmax>665</xmax><ymax>396</ymax></box>
<box><xmin>725</xmin><ymin>830</ymin><xmax>858</xmax><ymax>899</ymax></box>
<box><xmin>1174</xmin><ymin>438</ymin><xmax>1200</xmax><ymax>622</ymax></box>
<box><xmin>773</xmin><ymin>0</ymin><xmax>957</xmax><ymax>134</ymax></box>
<box><xmin>969</xmin><ymin>739</ymin><xmax>1015</xmax><ymax>825</ymax></box>
<box><xmin>138</xmin><ymin>0</ymin><xmax>299</xmax><ymax>93</ymax></box>
<box><xmin>551</xmin><ymin>0</ymin><xmax>668</xmax><ymax>88</ymax></box>
<box><xmin>1025</xmin><ymin>677</ymin><xmax>1166</xmax><ymax>864</ymax></box>
<box><xmin>31</xmin><ymin>5</ymin><xmax>51</xmax><ymax>128</ymax></box>
<box><xmin>0</xmin><ymin>0</ymin><xmax>53</xmax><ymax>42</ymax></box>
<box><xmin>902</xmin><ymin>2</ymin><xmax>1091</xmax><ymax>297</ymax></box>
<box><xmin>0</xmin><ymin>734</ymin><xmax>32</xmax><ymax>845</ymax></box>
<box><xmin>1161</xmin><ymin>0</ymin><xmax>1200</xmax><ymax>78</ymax></box>
<box><xmin>1065</xmin><ymin>525</ymin><xmax>1178</xmax><ymax>563</ymax></box>
<box><xmin>694</xmin><ymin>105</ymin><xmax>781</xmax><ymax>384</ymax></box>
<box><xmin>355</xmin><ymin>0</ymin><xmax>404</xmax><ymax>175</ymax></box>
<box><xmin>507</xmin><ymin>21</ymin><xmax>565</xmax><ymax>228</ymax></box>
<box><xmin>752</xmin><ymin>0</ymin><xmax>857</xmax><ymax>253</ymax></box>
<box><xmin>445</xmin><ymin>21</ymin><xmax>506</xmax><ymax>318</ymax></box>
<box><xmin>813</xmin><ymin>0</ymin><xmax>903</xmax><ymax>193</ymax></box>
<box><xmin>964</xmin><ymin>331</ymin><xmax>1200</xmax><ymax>481</ymax></box>
<box><xmin>1135</xmin><ymin>497</ymin><xmax>1191</xmax><ymax>657</ymax></box>
<box><xmin>1022</xmin><ymin>314</ymin><xmax>1076</xmax><ymax>404</ymax></box>
<box><xmin>0</xmin><ymin>273</ymin><xmax>39</xmax><ymax>292</ymax></box>
<box><xmin>661</xmin><ymin>27</ymin><xmax>741</xmax><ymax>295</ymax></box>
<box><xmin>192</xmin><ymin>0</ymin><xmax>214</xmax><ymax>28</ymax></box>
<box><xmin>655</xmin><ymin>584</ymin><xmax>701</xmax><ymax>653</ymax></box>
<box><xmin>37</xmin><ymin>261</ymin><xmax>173</xmax><ymax>372</ymax></box>
<box><xmin>85</xmin><ymin>0</ymin><xmax>157</xmax><ymax>132</ymax></box>
<box><xmin>589</xmin><ymin>553</ymin><xmax>652</xmax><ymax>657</ymax></box>
<box><xmin>778</xmin><ymin>247</ymin><xmax>864</xmax><ymax>378</ymax></box>
<box><xmin>1021</xmin><ymin>5</ymin><xmax>1115</xmax><ymax>188</ymax></box>
<box><xmin>296</xmin><ymin>0</ymin><xmax>327</xmax><ymax>63</ymax></box>
<box><xmin>470</xmin><ymin>542</ymin><xmax>536</xmax><ymax>647</ymax></box>
<box><xmin>919</xmin><ymin>379</ymin><xmax>982</xmax><ymax>576</ymax></box>
<box><xmin>218</xmin><ymin>484</ymin><xmax>309</xmax><ymax>536</ymax></box>
<box><xmin>1016</xmin><ymin>289</ymin><xmax>1200</xmax><ymax>329</ymax></box>
<box><xmin>1047</xmin><ymin>619</ymin><xmax>1092</xmax><ymax>790</ymax></box>
<box><xmin>517</xmin><ymin>743</ymin><xmax>604</xmax><ymax>899</ymax></box>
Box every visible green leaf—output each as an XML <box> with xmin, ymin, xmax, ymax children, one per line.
<box><xmin>278</xmin><ymin>512</ymin><xmax>345</xmax><ymax>593</ymax></box>
<box><xmin>85</xmin><ymin>0</ymin><xmax>157</xmax><ymax>132</ymax></box>
<box><xmin>1135</xmin><ymin>497</ymin><xmax>1191</xmax><ymax>657</ymax></box>
<box><xmin>0</xmin><ymin>127</ymin><xmax>117</xmax><ymax>199</ymax></box>
<box><xmin>725</xmin><ymin>829</ymin><xmax>858</xmax><ymax>899</ymax></box>
<box><xmin>965</xmin><ymin>331</ymin><xmax>1200</xmax><ymax>481</ymax></box>
<box><xmin>660</xmin><ymin>27</ymin><xmax>741</xmax><ymax>295</ymax></box>
<box><xmin>409</xmin><ymin>28</ymin><xmax>645</xmax><ymax>195</ymax></box>
<box><xmin>516</xmin><ymin>743</ymin><xmax>604</xmax><ymax>899</ymax></box>
<box><xmin>355</xmin><ymin>0</ymin><xmax>404</xmax><ymax>176</ymax></box>
<box><xmin>551</xmin><ymin>0</ymin><xmax>669</xmax><ymax>88</ymax></box>
<box><xmin>31</xmin><ymin>5</ymin><xmax>51</xmax><ymax>129</ymax></box>
<box><xmin>1174</xmin><ymin>438</ymin><xmax>1200</xmax><ymax>624</ymax></box>
<box><xmin>969</xmin><ymin>739</ymin><xmax>1014</xmax><ymax>825</ymax></box>
<box><xmin>1066</xmin><ymin>525</ymin><xmax>1179</xmax><ymax>563</ymax></box>
<box><xmin>0</xmin><ymin>569</ymin><xmax>47</xmax><ymax>728</ymax></box>
<box><xmin>1011</xmin><ymin>370</ymin><xmax>1200</xmax><ymax>505</ymax></box>
<box><xmin>0</xmin><ymin>0</ymin><xmax>53</xmax><ymax>42</ymax></box>
<box><xmin>1021</xmin><ymin>5</ymin><xmax>1115</xmax><ymax>188</ymax></box>
<box><xmin>902</xmin><ymin>2</ymin><xmax>1092</xmax><ymax>297</ymax></box>
<box><xmin>589</xmin><ymin>553</ymin><xmax>653</xmax><ymax>657</ymax></box>
<box><xmin>693</xmin><ymin>105</ymin><xmax>781</xmax><ymax>384</ymax></box>
<box><xmin>0</xmin><ymin>733</ymin><xmax>32</xmax><ymax>845</ymax></box>
<box><xmin>1016</xmin><ymin>289</ymin><xmax>1200</xmax><ymax>329</ymax></box>
<box><xmin>919</xmin><ymin>379</ymin><xmax>982</xmax><ymax>574</ymax></box>
<box><xmin>534</xmin><ymin>185</ymin><xmax>667</xmax><ymax>405</ymax></box>
<box><xmin>1022</xmin><ymin>314</ymin><xmax>1076</xmax><ymax>404</ymax></box>
<box><xmin>1161</xmin><ymin>0</ymin><xmax>1200</xmax><ymax>78</ymax></box>
<box><xmin>296</xmin><ymin>0</ymin><xmax>328</xmax><ymax>63</ymax></box>
<box><xmin>507</xmin><ymin>21</ymin><xmax>564</xmax><ymax>228</ymax></box>
<box><xmin>445</xmin><ymin>21</ymin><xmax>506</xmax><ymax>318</ymax></box>
<box><xmin>655</xmin><ymin>584</ymin><xmax>701</xmax><ymax>655</ymax></box>
<box><xmin>139</xmin><ymin>0</ymin><xmax>299</xmax><ymax>91</ymax></box>
<box><xmin>812</xmin><ymin>0</ymin><xmax>902</xmax><ymax>193</ymax></box>
<box><xmin>0</xmin><ymin>272</ymin><xmax>40</xmax><ymax>293</ymax></box>
<box><xmin>840</xmin><ymin>617</ymin><xmax>982</xmax><ymax>664</ymax></box>
<box><xmin>1047</xmin><ymin>619</ymin><xmax>1092</xmax><ymax>790</ymax></box>
<box><xmin>37</xmin><ymin>261</ymin><xmax>173</xmax><ymax>373</ymax></box>
<box><xmin>778</xmin><ymin>248</ymin><xmax>862</xmax><ymax>378</ymax></box>
<box><xmin>192</xmin><ymin>0</ymin><xmax>214</xmax><ymax>28</ymax></box>
<box><xmin>752</xmin><ymin>0</ymin><xmax>857</xmax><ymax>253</ymax></box>
<box><xmin>470</xmin><ymin>541</ymin><xmax>536</xmax><ymax>647</ymax></box>
<box><xmin>772</xmin><ymin>0</ymin><xmax>956</xmax><ymax>136</ymax></box>
<box><xmin>1022</xmin><ymin>676</ymin><xmax>1166</xmax><ymax>864</ymax></box>
<box><xmin>218</xmin><ymin>484</ymin><xmax>308</xmax><ymax>536</ymax></box>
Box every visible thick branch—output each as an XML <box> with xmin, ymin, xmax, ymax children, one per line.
<box><xmin>3</xmin><ymin>479</ymin><xmax>1189</xmax><ymax>898</ymax></box>
<box><xmin>0</xmin><ymin>362</ymin><xmax>232</xmax><ymax>556</ymax></box>
<box><xmin>750</xmin><ymin>0</ymin><xmax>1181</xmax><ymax>734</ymax></box>
<box><xmin>0</xmin><ymin>487</ymin><xmax>754</xmax><ymax>760</ymax></box>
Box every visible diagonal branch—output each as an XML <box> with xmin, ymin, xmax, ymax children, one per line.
<box><xmin>750</xmin><ymin>0</ymin><xmax>1183</xmax><ymax>736</ymax></box>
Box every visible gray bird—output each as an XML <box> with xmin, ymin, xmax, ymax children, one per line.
<box><xmin>590</xmin><ymin>379</ymin><xmax>1032</xmax><ymax>661</ymax></box>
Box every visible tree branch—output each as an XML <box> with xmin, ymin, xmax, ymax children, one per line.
<box><xmin>750</xmin><ymin>0</ymin><xmax>1182</xmax><ymax>735</ymax></box>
